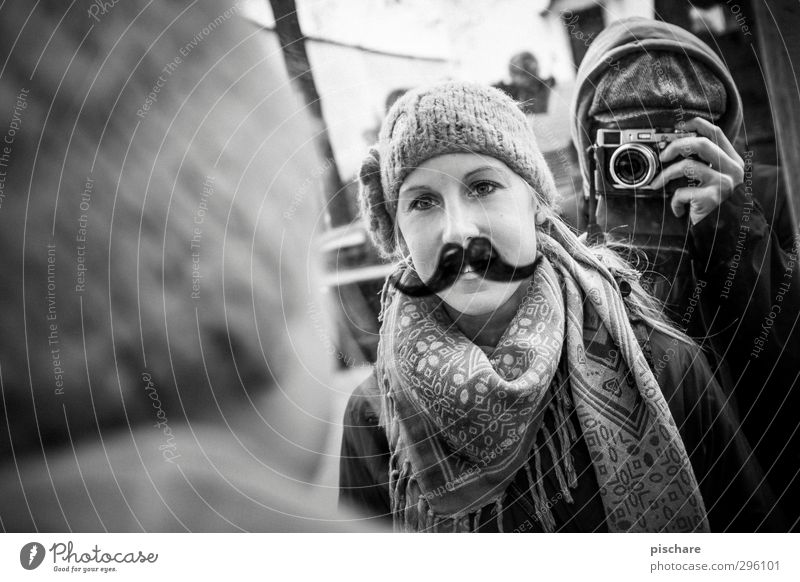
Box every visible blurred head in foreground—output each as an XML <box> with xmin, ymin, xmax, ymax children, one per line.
<box><xmin>0</xmin><ymin>0</ymin><xmax>357</xmax><ymax>531</ymax></box>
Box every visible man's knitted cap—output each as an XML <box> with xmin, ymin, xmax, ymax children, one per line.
<box><xmin>359</xmin><ymin>81</ymin><xmax>557</xmax><ymax>258</ymax></box>
<box><xmin>589</xmin><ymin>52</ymin><xmax>727</xmax><ymax>127</ymax></box>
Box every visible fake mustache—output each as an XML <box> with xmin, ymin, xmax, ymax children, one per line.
<box><xmin>391</xmin><ymin>237</ymin><xmax>540</xmax><ymax>297</ymax></box>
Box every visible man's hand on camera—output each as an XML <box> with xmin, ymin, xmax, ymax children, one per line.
<box><xmin>648</xmin><ymin>117</ymin><xmax>745</xmax><ymax>225</ymax></box>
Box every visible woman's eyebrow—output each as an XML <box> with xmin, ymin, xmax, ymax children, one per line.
<box><xmin>398</xmin><ymin>184</ymin><xmax>431</xmax><ymax>197</ymax></box>
<box><xmin>399</xmin><ymin>165</ymin><xmax>504</xmax><ymax>196</ymax></box>
<box><xmin>462</xmin><ymin>166</ymin><xmax>504</xmax><ymax>182</ymax></box>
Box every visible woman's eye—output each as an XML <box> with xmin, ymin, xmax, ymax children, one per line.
<box><xmin>471</xmin><ymin>181</ymin><xmax>499</xmax><ymax>196</ymax></box>
<box><xmin>409</xmin><ymin>196</ymin><xmax>436</xmax><ymax>211</ymax></box>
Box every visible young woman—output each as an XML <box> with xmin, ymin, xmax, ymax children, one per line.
<box><xmin>339</xmin><ymin>81</ymin><xmax>778</xmax><ymax>532</ymax></box>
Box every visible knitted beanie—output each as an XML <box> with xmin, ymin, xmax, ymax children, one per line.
<box><xmin>359</xmin><ymin>81</ymin><xmax>558</xmax><ymax>259</ymax></box>
<box><xmin>589</xmin><ymin>52</ymin><xmax>727</xmax><ymax>127</ymax></box>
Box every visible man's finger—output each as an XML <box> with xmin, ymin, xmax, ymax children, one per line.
<box><xmin>649</xmin><ymin>158</ymin><xmax>715</xmax><ymax>190</ymax></box>
<box><xmin>659</xmin><ymin>136</ymin><xmax>733</xmax><ymax>175</ymax></box>
<box><xmin>681</xmin><ymin>117</ymin><xmax>743</xmax><ymax>166</ymax></box>
<box><xmin>670</xmin><ymin>187</ymin><xmax>694</xmax><ymax>218</ymax></box>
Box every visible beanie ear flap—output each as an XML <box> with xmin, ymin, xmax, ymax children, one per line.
<box><xmin>358</xmin><ymin>147</ymin><xmax>396</xmax><ymax>259</ymax></box>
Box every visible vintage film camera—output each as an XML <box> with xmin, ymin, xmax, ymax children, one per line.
<box><xmin>595</xmin><ymin>128</ymin><xmax>698</xmax><ymax>192</ymax></box>
<box><xmin>588</xmin><ymin>128</ymin><xmax>698</xmax><ymax>308</ymax></box>
<box><xmin>588</xmin><ymin>127</ymin><xmax>698</xmax><ymax>243</ymax></box>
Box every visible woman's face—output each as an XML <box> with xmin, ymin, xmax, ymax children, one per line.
<box><xmin>396</xmin><ymin>153</ymin><xmax>539</xmax><ymax>316</ymax></box>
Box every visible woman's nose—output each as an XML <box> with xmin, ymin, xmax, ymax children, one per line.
<box><xmin>441</xmin><ymin>202</ymin><xmax>481</xmax><ymax>246</ymax></box>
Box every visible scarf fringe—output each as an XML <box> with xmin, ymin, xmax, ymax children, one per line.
<box><xmin>399</xmin><ymin>497</ymin><xmax>499</xmax><ymax>533</ymax></box>
<box><xmin>518</xmin><ymin>387</ymin><xmax>578</xmax><ymax>533</ymax></box>
<box><xmin>533</xmin><ymin>443</ymin><xmax>556</xmax><ymax>532</ymax></box>
<box><xmin>417</xmin><ymin>496</ymin><xmax>427</xmax><ymax>532</ymax></box>
<box><xmin>553</xmin><ymin>369</ymin><xmax>578</xmax><ymax>490</ymax></box>
<box><xmin>495</xmin><ymin>499</ymin><xmax>504</xmax><ymax>532</ymax></box>
<box><xmin>392</xmin><ymin>386</ymin><xmax>579</xmax><ymax>533</ymax></box>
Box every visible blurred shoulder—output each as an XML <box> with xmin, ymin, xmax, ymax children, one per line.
<box><xmin>343</xmin><ymin>367</ymin><xmax>381</xmax><ymax>427</ymax></box>
<box><xmin>631</xmin><ymin>322</ymin><xmax>722</xmax><ymax>429</ymax></box>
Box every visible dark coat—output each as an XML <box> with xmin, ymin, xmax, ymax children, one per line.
<box><xmin>339</xmin><ymin>326</ymin><xmax>783</xmax><ymax>532</ymax></box>
<box><xmin>688</xmin><ymin>163</ymin><xmax>800</xmax><ymax>527</ymax></box>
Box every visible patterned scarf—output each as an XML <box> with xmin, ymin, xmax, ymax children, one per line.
<box><xmin>377</xmin><ymin>235</ymin><xmax>709</xmax><ymax>532</ymax></box>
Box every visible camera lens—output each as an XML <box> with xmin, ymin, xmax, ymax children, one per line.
<box><xmin>615</xmin><ymin>151</ymin><xmax>647</xmax><ymax>183</ymax></box>
<box><xmin>609</xmin><ymin>143</ymin><xmax>657</xmax><ymax>188</ymax></box>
